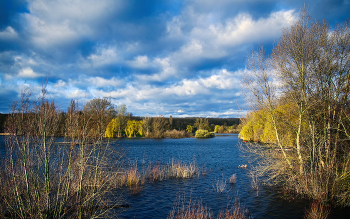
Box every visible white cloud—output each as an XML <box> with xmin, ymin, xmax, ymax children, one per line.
<box><xmin>88</xmin><ymin>46</ymin><xmax>119</xmax><ymax>67</ymax></box>
<box><xmin>200</xmin><ymin>69</ymin><xmax>240</xmax><ymax>89</ymax></box>
<box><xmin>66</xmin><ymin>89</ymin><xmax>90</xmax><ymax>99</ymax></box>
<box><xmin>164</xmin><ymin>9</ymin><xmax>297</xmax><ymax>68</ymax></box>
<box><xmin>28</xmin><ymin>0</ymin><xmax>122</xmax><ymax>24</ymax></box>
<box><xmin>18</xmin><ymin>68</ymin><xmax>41</xmax><ymax>78</ymax></box>
<box><xmin>18</xmin><ymin>0</ymin><xmax>124</xmax><ymax>49</ymax></box>
<box><xmin>205</xmin><ymin>109</ymin><xmax>248</xmax><ymax>118</ymax></box>
<box><xmin>22</xmin><ymin>13</ymin><xmax>80</xmax><ymax>48</ymax></box>
<box><xmin>138</xmin><ymin>57</ymin><xmax>177</xmax><ymax>82</ymax></box>
<box><xmin>54</xmin><ymin>80</ymin><xmax>66</xmax><ymax>87</ymax></box>
<box><xmin>0</xmin><ymin>26</ymin><xmax>18</xmax><ymax>40</ymax></box>
<box><xmin>86</xmin><ymin>76</ymin><xmax>122</xmax><ymax>87</ymax></box>
<box><xmin>127</xmin><ymin>55</ymin><xmax>150</xmax><ymax>69</ymax></box>
<box><xmin>207</xmin><ymin>10</ymin><xmax>297</xmax><ymax>47</ymax></box>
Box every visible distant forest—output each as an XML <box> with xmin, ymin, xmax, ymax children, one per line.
<box><xmin>0</xmin><ymin>113</ymin><xmax>240</xmax><ymax>134</ymax></box>
<box><xmin>131</xmin><ymin>116</ymin><xmax>240</xmax><ymax>131</ymax></box>
<box><xmin>0</xmin><ymin>113</ymin><xmax>6</xmax><ymax>133</ymax></box>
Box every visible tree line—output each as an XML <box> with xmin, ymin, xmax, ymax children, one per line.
<box><xmin>105</xmin><ymin>110</ymin><xmax>241</xmax><ymax>138</ymax></box>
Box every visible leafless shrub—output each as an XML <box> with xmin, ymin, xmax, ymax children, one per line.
<box><xmin>164</xmin><ymin>129</ymin><xmax>188</xmax><ymax>138</ymax></box>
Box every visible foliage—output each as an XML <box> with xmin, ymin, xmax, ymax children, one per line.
<box><xmin>125</xmin><ymin>120</ymin><xmax>145</xmax><ymax>137</ymax></box>
<box><xmin>105</xmin><ymin>117</ymin><xmax>119</xmax><ymax>138</ymax></box>
<box><xmin>214</xmin><ymin>125</ymin><xmax>221</xmax><ymax>133</ymax></box>
<box><xmin>242</xmin><ymin>9</ymin><xmax>350</xmax><ymax>207</ymax></box>
<box><xmin>194</xmin><ymin>118</ymin><xmax>210</xmax><ymax>131</ymax></box>
<box><xmin>195</xmin><ymin>129</ymin><xmax>214</xmax><ymax>138</ymax></box>
<box><xmin>186</xmin><ymin>125</ymin><xmax>193</xmax><ymax>134</ymax></box>
<box><xmin>239</xmin><ymin>103</ymin><xmax>298</xmax><ymax>145</ymax></box>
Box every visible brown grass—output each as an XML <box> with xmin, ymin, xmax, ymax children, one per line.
<box><xmin>167</xmin><ymin>197</ymin><xmax>248</xmax><ymax>219</ymax></box>
<box><xmin>126</xmin><ymin>168</ymin><xmax>141</xmax><ymax>187</ymax></box>
<box><xmin>304</xmin><ymin>201</ymin><xmax>330</xmax><ymax>219</ymax></box>
<box><xmin>164</xmin><ymin>129</ymin><xmax>188</xmax><ymax>138</ymax></box>
<box><xmin>213</xmin><ymin>175</ymin><xmax>227</xmax><ymax>194</ymax></box>
<box><xmin>217</xmin><ymin>201</ymin><xmax>247</xmax><ymax>219</ymax></box>
<box><xmin>168</xmin><ymin>159</ymin><xmax>199</xmax><ymax>179</ymax></box>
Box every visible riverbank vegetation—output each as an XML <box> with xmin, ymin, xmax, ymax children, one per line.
<box><xmin>104</xmin><ymin>113</ymin><xmax>240</xmax><ymax>139</ymax></box>
<box><xmin>0</xmin><ymin>88</ymin><xmax>125</xmax><ymax>218</ymax></box>
<box><xmin>195</xmin><ymin>129</ymin><xmax>215</xmax><ymax>138</ymax></box>
<box><xmin>240</xmin><ymin>9</ymin><xmax>350</xmax><ymax>214</ymax></box>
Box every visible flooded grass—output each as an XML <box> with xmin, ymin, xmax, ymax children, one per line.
<box><xmin>167</xmin><ymin>196</ymin><xmax>247</xmax><ymax>219</ymax></box>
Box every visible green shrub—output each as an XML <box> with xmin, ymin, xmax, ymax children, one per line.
<box><xmin>195</xmin><ymin>129</ymin><xmax>214</xmax><ymax>138</ymax></box>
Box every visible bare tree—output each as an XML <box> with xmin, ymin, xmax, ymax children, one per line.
<box><xmin>242</xmin><ymin>8</ymin><xmax>350</xmax><ymax>204</ymax></box>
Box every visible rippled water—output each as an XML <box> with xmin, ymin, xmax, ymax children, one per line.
<box><xmin>1</xmin><ymin>135</ymin><xmax>350</xmax><ymax>218</ymax></box>
<box><xmin>109</xmin><ymin>135</ymin><xmax>307</xmax><ymax>219</ymax></box>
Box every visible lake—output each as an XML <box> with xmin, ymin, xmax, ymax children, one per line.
<box><xmin>1</xmin><ymin>135</ymin><xmax>349</xmax><ymax>218</ymax></box>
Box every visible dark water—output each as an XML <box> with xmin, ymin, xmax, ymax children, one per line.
<box><xmin>108</xmin><ymin>135</ymin><xmax>308</xmax><ymax>219</ymax></box>
<box><xmin>1</xmin><ymin>135</ymin><xmax>350</xmax><ymax>218</ymax></box>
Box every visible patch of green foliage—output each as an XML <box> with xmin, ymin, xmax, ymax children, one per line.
<box><xmin>195</xmin><ymin>129</ymin><xmax>214</xmax><ymax>138</ymax></box>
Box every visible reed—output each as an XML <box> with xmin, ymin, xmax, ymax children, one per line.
<box><xmin>213</xmin><ymin>175</ymin><xmax>227</xmax><ymax>194</ymax></box>
<box><xmin>304</xmin><ymin>201</ymin><xmax>330</xmax><ymax>219</ymax></box>
<box><xmin>168</xmin><ymin>196</ymin><xmax>248</xmax><ymax>219</ymax></box>
<box><xmin>168</xmin><ymin>159</ymin><xmax>199</xmax><ymax>179</ymax></box>
<box><xmin>167</xmin><ymin>198</ymin><xmax>211</xmax><ymax>219</ymax></box>
<box><xmin>217</xmin><ymin>201</ymin><xmax>247</xmax><ymax>219</ymax></box>
<box><xmin>148</xmin><ymin>164</ymin><xmax>166</xmax><ymax>182</ymax></box>
<box><xmin>126</xmin><ymin>168</ymin><xmax>141</xmax><ymax>187</ymax></box>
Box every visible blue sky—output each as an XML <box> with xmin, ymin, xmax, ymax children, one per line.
<box><xmin>0</xmin><ymin>0</ymin><xmax>349</xmax><ymax>117</ymax></box>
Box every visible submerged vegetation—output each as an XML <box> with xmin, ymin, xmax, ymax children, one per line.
<box><xmin>167</xmin><ymin>197</ymin><xmax>247</xmax><ymax>219</ymax></box>
<box><xmin>240</xmin><ymin>9</ymin><xmax>350</xmax><ymax>213</ymax></box>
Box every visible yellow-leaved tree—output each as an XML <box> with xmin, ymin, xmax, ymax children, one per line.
<box><xmin>125</xmin><ymin>120</ymin><xmax>145</xmax><ymax>137</ymax></box>
<box><xmin>104</xmin><ymin>118</ymin><xmax>119</xmax><ymax>138</ymax></box>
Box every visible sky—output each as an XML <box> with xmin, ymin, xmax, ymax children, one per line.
<box><xmin>0</xmin><ymin>0</ymin><xmax>349</xmax><ymax>118</ymax></box>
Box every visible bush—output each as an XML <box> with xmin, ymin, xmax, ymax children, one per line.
<box><xmin>164</xmin><ymin>129</ymin><xmax>188</xmax><ymax>138</ymax></box>
<box><xmin>195</xmin><ymin>129</ymin><xmax>214</xmax><ymax>138</ymax></box>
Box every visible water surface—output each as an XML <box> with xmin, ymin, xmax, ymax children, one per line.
<box><xmin>1</xmin><ymin>135</ymin><xmax>350</xmax><ymax>218</ymax></box>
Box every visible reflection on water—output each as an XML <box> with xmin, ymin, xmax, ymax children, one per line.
<box><xmin>1</xmin><ymin>135</ymin><xmax>350</xmax><ymax>218</ymax></box>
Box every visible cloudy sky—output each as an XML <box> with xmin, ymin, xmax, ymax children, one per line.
<box><xmin>0</xmin><ymin>0</ymin><xmax>349</xmax><ymax>117</ymax></box>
